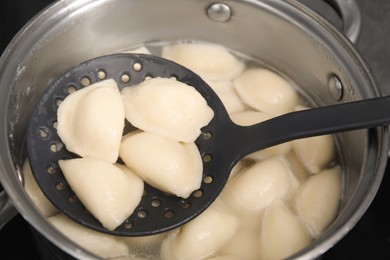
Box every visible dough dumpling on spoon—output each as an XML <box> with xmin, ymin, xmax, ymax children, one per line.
<box><xmin>57</xmin><ymin>79</ymin><xmax>124</xmax><ymax>163</ymax></box>
<box><xmin>59</xmin><ymin>157</ymin><xmax>144</xmax><ymax>231</ymax></box>
<box><xmin>122</xmin><ymin>77</ymin><xmax>214</xmax><ymax>142</ymax></box>
<box><xmin>120</xmin><ymin>131</ymin><xmax>203</xmax><ymax>199</ymax></box>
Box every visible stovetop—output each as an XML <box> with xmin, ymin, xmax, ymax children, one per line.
<box><xmin>1</xmin><ymin>0</ymin><xmax>390</xmax><ymax>259</ymax></box>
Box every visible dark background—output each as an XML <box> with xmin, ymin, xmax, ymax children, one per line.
<box><xmin>1</xmin><ymin>0</ymin><xmax>390</xmax><ymax>259</ymax></box>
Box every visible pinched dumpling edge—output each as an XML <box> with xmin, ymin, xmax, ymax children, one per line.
<box><xmin>121</xmin><ymin>77</ymin><xmax>214</xmax><ymax>143</ymax></box>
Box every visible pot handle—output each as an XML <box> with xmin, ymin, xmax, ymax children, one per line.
<box><xmin>0</xmin><ymin>190</ymin><xmax>18</xmax><ymax>229</ymax></box>
<box><xmin>324</xmin><ymin>0</ymin><xmax>362</xmax><ymax>43</ymax></box>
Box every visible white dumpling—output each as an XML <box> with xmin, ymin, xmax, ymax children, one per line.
<box><xmin>292</xmin><ymin>134</ymin><xmax>335</xmax><ymax>174</ymax></box>
<box><xmin>207</xmin><ymin>80</ymin><xmax>233</xmax><ymax>94</ymax></box>
<box><xmin>114</xmin><ymin>256</ymin><xmax>148</xmax><ymax>260</ymax></box>
<box><xmin>294</xmin><ymin>166</ymin><xmax>341</xmax><ymax>237</ymax></box>
<box><xmin>119</xmin><ymin>131</ymin><xmax>203</xmax><ymax>198</ymax></box>
<box><xmin>230</xmin><ymin>111</ymin><xmax>292</xmax><ymax>160</ymax></box>
<box><xmin>120</xmin><ymin>232</ymin><xmax>166</xmax><ymax>259</ymax></box>
<box><xmin>218</xmin><ymin>225</ymin><xmax>261</xmax><ymax>260</ymax></box>
<box><xmin>279</xmin><ymin>156</ymin><xmax>301</xmax><ymax>206</ymax></box>
<box><xmin>160</xmin><ymin>229</ymin><xmax>180</xmax><ymax>260</ymax></box>
<box><xmin>292</xmin><ymin>105</ymin><xmax>335</xmax><ymax>174</ymax></box>
<box><xmin>259</xmin><ymin>201</ymin><xmax>311</xmax><ymax>260</ymax></box>
<box><xmin>121</xmin><ymin>45</ymin><xmax>151</xmax><ymax>54</ymax></box>
<box><xmin>162</xmin><ymin>42</ymin><xmax>244</xmax><ymax>81</ymax></box>
<box><xmin>57</xmin><ymin>79</ymin><xmax>124</xmax><ymax>163</ymax></box>
<box><xmin>285</xmin><ymin>150</ymin><xmax>310</xmax><ymax>183</ymax></box>
<box><xmin>161</xmin><ymin>200</ymin><xmax>239</xmax><ymax>260</ymax></box>
<box><xmin>58</xmin><ymin>158</ymin><xmax>144</xmax><ymax>231</ymax></box>
<box><xmin>207</xmin><ymin>256</ymin><xmax>242</xmax><ymax>260</ymax></box>
<box><xmin>48</xmin><ymin>214</ymin><xmax>129</xmax><ymax>259</ymax></box>
<box><xmin>222</xmin><ymin>156</ymin><xmax>294</xmax><ymax>212</ymax></box>
<box><xmin>207</xmin><ymin>80</ymin><xmax>246</xmax><ymax>114</ymax></box>
<box><xmin>23</xmin><ymin>160</ymin><xmax>58</xmax><ymax>218</ymax></box>
<box><xmin>217</xmin><ymin>90</ymin><xmax>246</xmax><ymax>114</ymax></box>
<box><xmin>120</xmin><ymin>232</ymin><xmax>166</xmax><ymax>250</ymax></box>
<box><xmin>229</xmin><ymin>110</ymin><xmax>272</xmax><ymax>126</ymax></box>
<box><xmin>233</xmin><ymin>68</ymin><xmax>298</xmax><ymax>115</ymax></box>
<box><xmin>227</xmin><ymin>158</ymin><xmax>256</xmax><ymax>182</ymax></box>
<box><xmin>121</xmin><ymin>77</ymin><xmax>214</xmax><ymax>142</ymax></box>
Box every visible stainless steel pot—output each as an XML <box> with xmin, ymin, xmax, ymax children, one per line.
<box><xmin>0</xmin><ymin>0</ymin><xmax>388</xmax><ymax>259</ymax></box>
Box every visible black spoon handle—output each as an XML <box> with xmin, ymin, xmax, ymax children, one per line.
<box><xmin>232</xmin><ymin>95</ymin><xmax>390</xmax><ymax>158</ymax></box>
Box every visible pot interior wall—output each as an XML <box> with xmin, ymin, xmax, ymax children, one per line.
<box><xmin>0</xmin><ymin>0</ymin><xmax>386</xmax><ymax>258</ymax></box>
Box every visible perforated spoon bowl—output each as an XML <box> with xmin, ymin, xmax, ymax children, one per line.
<box><xmin>26</xmin><ymin>53</ymin><xmax>390</xmax><ymax>236</ymax></box>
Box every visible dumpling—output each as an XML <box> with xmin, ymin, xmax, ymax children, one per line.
<box><xmin>160</xmin><ymin>229</ymin><xmax>180</xmax><ymax>260</ymax></box>
<box><xmin>120</xmin><ymin>232</ymin><xmax>166</xmax><ymax>250</ymax></box>
<box><xmin>207</xmin><ymin>80</ymin><xmax>246</xmax><ymax>114</ymax></box>
<box><xmin>160</xmin><ymin>200</ymin><xmax>239</xmax><ymax>260</ymax></box>
<box><xmin>233</xmin><ymin>68</ymin><xmax>298</xmax><ymax>115</ymax></box>
<box><xmin>218</xmin><ymin>225</ymin><xmax>261</xmax><ymax>260</ymax></box>
<box><xmin>229</xmin><ymin>110</ymin><xmax>272</xmax><ymax>126</ymax></box>
<box><xmin>215</xmin><ymin>88</ymin><xmax>246</xmax><ymax>114</ymax></box>
<box><xmin>285</xmin><ymin>150</ymin><xmax>310</xmax><ymax>183</ymax></box>
<box><xmin>119</xmin><ymin>131</ymin><xmax>203</xmax><ymax>198</ymax></box>
<box><xmin>57</xmin><ymin>79</ymin><xmax>124</xmax><ymax>163</ymax></box>
<box><xmin>121</xmin><ymin>77</ymin><xmax>214</xmax><ymax>143</ymax></box>
<box><xmin>292</xmin><ymin>134</ymin><xmax>335</xmax><ymax>174</ymax></box>
<box><xmin>259</xmin><ymin>201</ymin><xmax>311</xmax><ymax>260</ymax></box>
<box><xmin>227</xmin><ymin>158</ymin><xmax>256</xmax><ymax>182</ymax></box>
<box><xmin>121</xmin><ymin>45</ymin><xmax>151</xmax><ymax>54</ymax></box>
<box><xmin>48</xmin><ymin>214</ymin><xmax>130</xmax><ymax>259</ymax></box>
<box><xmin>23</xmin><ymin>160</ymin><xmax>58</xmax><ymax>218</ymax></box>
<box><xmin>162</xmin><ymin>42</ymin><xmax>244</xmax><ymax>81</ymax></box>
<box><xmin>58</xmin><ymin>158</ymin><xmax>144</xmax><ymax>231</ymax></box>
<box><xmin>294</xmin><ymin>166</ymin><xmax>341</xmax><ymax>237</ymax></box>
<box><xmin>119</xmin><ymin>231</ymin><xmax>166</xmax><ymax>259</ymax></box>
<box><xmin>278</xmin><ymin>156</ymin><xmax>301</xmax><ymax>206</ymax></box>
<box><xmin>292</xmin><ymin>105</ymin><xmax>335</xmax><ymax>174</ymax></box>
<box><xmin>207</xmin><ymin>80</ymin><xmax>233</xmax><ymax>94</ymax></box>
<box><xmin>222</xmin><ymin>156</ymin><xmax>294</xmax><ymax>212</ymax></box>
<box><xmin>207</xmin><ymin>256</ymin><xmax>242</xmax><ymax>260</ymax></box>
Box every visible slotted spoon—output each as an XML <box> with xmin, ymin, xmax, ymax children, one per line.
<box><xmin>26</xmin><ymin>53</ymin><xmax>390</xmax><ymax>236</ymax></box>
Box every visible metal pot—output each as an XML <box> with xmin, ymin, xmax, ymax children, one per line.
<box><xmin>0</xmin><ymin>0</ymin><xmax>388</xmax><ymax>259</ymax></box>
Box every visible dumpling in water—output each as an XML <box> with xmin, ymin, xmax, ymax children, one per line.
<box><xmin>207</xmin><ymin>257</ymin><xmax>241</xmax><ymax>260</ymax></box>
<box><xmin>292</xmin><ymin>134</ymin><xmax>335</xmax><ymax>174</ymax></box>
<box><xmin>59</xmin><ymin>158</ymin><xmax>144</xmax><ymax>231</ymax></box>
<box><xmin>162</xmin><ymin>42</ymin><xmax>244</xmax><ymax>81</ymax></box>
<box><xmin>292</xmin><ymin>105</ymin><xmax>335</xmax><ymax>174</ymax></box>
<box><xmin>294</xmin><ymin>166</ymin><xmax>341</xmax><ymax>237</ymax></box>
<box><xmin>233</xmin><ymin>68</ymin><xmax>298</xmax><ymax>115</ymax></box>
<box><xmin>121</xmin><ymin>77</ymin><xmax>214</xmax><ymax>143</ymax></box>
<box><xmin>207</xmin><ymin>257</ymin><xmax>242</xmax><ymax>260</ymax></box>
<box><xmin>222</xmin><ymin>156</ymin><xmax>295</xmax><ymax>212</ymax></box>
<box><xmin>57</xmin><ymin>79</ymin><xmax>124</xmax><ymax>163</ymax></box>
<box><xmin>259</xmin><ymin>201</ymin><xmax>311</xmax><ymax>260</ymax></box>
<box><xmin>120</xmin><ymin>131</ymin><xmax>203</xmax><ymax>199</ymax></box>
<box><xmin>121</xmin><ymin>45</ymin><xmax>151</xmax><ymax>54</ymax></box>
<box><xmin>207</xmin><ymin>80</ymin><xmax>246</xmax><ymax>114</ymax></box>
<box><xmin>161</xmin><ymin>200</ymin><xmax>239</xmax><ymax>260</ymax></box>
<box><xmin>218</xmin><ymin>225</ymin><xmax>261</xmax><ymax>260</ymax></box>
<box><xmin>48</xmin><ymin>214</ymin><xmax>129</xmax><ymax>259</ymax></box>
